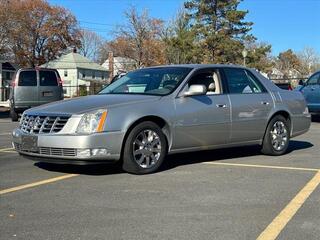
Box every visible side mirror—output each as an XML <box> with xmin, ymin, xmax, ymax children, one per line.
<box><xmin>183</xmin><ymin>84</ymin><xmax>207</xmax><ymax>97</ymax></box>
<box><xmin>298</xmin><ymin>79</ymin><xmax>305</xmax><ymax>86</ymax></box>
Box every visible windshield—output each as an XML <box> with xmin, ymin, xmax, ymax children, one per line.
<box><xmin>99</xmin><ymin>67</ymin><xmax>192</xmax><ymax>96</ymax></box>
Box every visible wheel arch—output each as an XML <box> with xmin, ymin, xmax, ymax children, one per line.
<box><xmin>264</xmin><ymin>110</ymin><xmax>292</xmax><ymax>141</ymax></box>
<box><xmin>120</xmin><ymin>115</ymin><xmax>172</xmax><ymax>159</ymax></box>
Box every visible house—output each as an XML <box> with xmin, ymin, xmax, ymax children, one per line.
<box><xmin>0</xmin><ymin>60</ymin><xmax>18</xmax><ymax>104</ymax></box>
<box><xmin>102</xmin><ymin>54</ymin><xmax>136</xmax><ymax>77</ymax></box>
<box><xmin>41</xmin><ymin>51</ymin><xmax>109</xmax><ymax>97</ymax></box>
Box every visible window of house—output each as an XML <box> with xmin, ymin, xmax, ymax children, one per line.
<box><xmin>224</xmin><ymin>68</ymin><xmax>265</xmax><ymax>94</ymax></box>
<box><xmin>92</xmin><ymin>71</ymin><xmax>95</xmax><ymax>79</ymax></box>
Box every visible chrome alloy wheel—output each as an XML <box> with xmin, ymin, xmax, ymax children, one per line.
<box><xmin>270</xmin><ymin>121</ymin><xmax>288</xmax><ymax>151</ymax></box>
<box><xmin>133</xmin><ymin>129</ymin><xmax>162</xmax><ymax>169</ymax></box>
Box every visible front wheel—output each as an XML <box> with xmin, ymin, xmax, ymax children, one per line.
<box><xmin>261</xmin><ymin>115</ymin><xmax>290</xmax><ymax>155</ymax></box>
<box><xmin>122</xmin><ymin>121</ymin><xmax>167</xmax><ymax>174</ymax></box>
<box><xmin>10</xmin><ymin>107</ymin><xmax>19</xmax><ymax>122</ymax></box>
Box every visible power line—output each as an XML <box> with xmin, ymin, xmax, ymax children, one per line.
<box><xmin>79</xmin><ymin>20</ymin><xmax>122</xmax><ymax>27</ymax></box>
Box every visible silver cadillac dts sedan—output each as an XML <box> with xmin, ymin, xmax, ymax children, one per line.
<box><xmin>12</xmin><ymin>65</ymin><xmax>311</xmax><ymax>174</ymax></box>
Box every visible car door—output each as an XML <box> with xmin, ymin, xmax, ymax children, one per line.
<box><xmin>223</xmin><ymin>67</ymin><xmax>273</xmax><ymax>143</ymax></box>
<box><xmin>301</xmin><ymin>72</ymin><xmax>320</xmax><ymax>111</ymax></box>
<box><xmin>173</xmin><ymin>68</ymin><xmax>231</xmax><ymax>150</ymax></box>
<box><xmin>38</xmin><ymin>70</ymin><xmax>62</xmax><ymax>105</ymax></box>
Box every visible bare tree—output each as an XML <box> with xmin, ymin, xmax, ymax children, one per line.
<box><xmin>112</xmin><ymin>7</ymin><xmax>165</xmax><ymax>67</ymax></box>
<box><xmin>298</xmin><ymin>47</ymin><xmax>320</xmax><ymax>76</ymax></box>
<box><xmin>79</xmin><ymin>29</ymin><xmax>103</xmax><ymax>61</ymax></box>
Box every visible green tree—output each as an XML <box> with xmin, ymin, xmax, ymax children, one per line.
<box><xmin>162</xmin><ymin>10</ymin><xmax>202</xmax><ymax>64</ymax></box>
<box><xmin>244</xmin><ymin>41</ymin><xmax>273</xmax><ymax>73</ymax></box>
<box><xmin>276</xmin><ymin>49</ymin><xmax>302</xmax><ymax>78</ymax></box>
<box><xmin>184</xmin><ymin>0</ymin><xmax>254</xmax><ymax>64</ymax></box>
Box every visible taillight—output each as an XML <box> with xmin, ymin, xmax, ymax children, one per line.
<box><xmin>11</xmin><ymin>78</ymin><xmax>17</xmax><ymax>87</ymax></box>
<box><xmin>57</xmin><ymin>78</ymin><xmax>63</xmax><ymax>86</ymax></box>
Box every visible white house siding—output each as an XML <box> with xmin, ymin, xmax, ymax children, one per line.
<box><xmin>57</xmin><ymin>69</ymin><xmax>78</xmax><ymax>97</ymax></box>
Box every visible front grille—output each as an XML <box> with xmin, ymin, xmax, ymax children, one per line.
<box><xmin>39</xmin><ymin>147</ymin><xmax>77</xmax><ymax>157</ymax></box>
<box><xmin>14</xmin><ymin>143</ymin><xmax>77</xmax><ymax>157</ymax></box>
<box><xmin>20</xmin><ymin>114</ymin><xmax>70</xmax><ymax>134</ymax></box>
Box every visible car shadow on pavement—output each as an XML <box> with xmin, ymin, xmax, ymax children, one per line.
<box><xmin>35</xmin><ymin>161</ymin><xmax>125</xmax><ymax>175</ymax></box>
<box><xmin>311</xmin><ymin>115</ymin><xmax>320</xmax><ymax>122</ymax></box>
<box><xmin>35</xmin><ymin>140</ymin><xmax>313</xmax><ymax>175</ymax></box>
<box><xmin>160</xmin><ymin>140</ymin><xmax>313</xmax><ymax>172</ymax></box>
<box><xmin>0</xmin><ymin>110</ymin><xmax>9</xmax><ymax>118</ymax></box>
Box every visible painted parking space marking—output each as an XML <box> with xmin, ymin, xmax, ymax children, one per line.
<box><xmin>257</xmin><ymin>171</ymin><xmax>320</xmax><ymax>240</ymax></box>
<box><xmin>0</xmin><ymin>132</ymin><xmax>11</xmax><ymax>136</ymax></box>
<box><xmin>0</xmin><ymin>174</ymin><xmax>79</xmax><ymax>195</ymax></box>
<box><xmin>202</xmin><ymin>162</ymin><xmax>319</xmax><ymax>172</ymax></box>
<box><xmin>202</xmin><ymin>161</ymin><xmax>320</xmax><ymax>239</ymax></box>
<box><xmin>0</xmin><ymin>147</ymin><xmax>14</xmax><ymax>152</ymax></box>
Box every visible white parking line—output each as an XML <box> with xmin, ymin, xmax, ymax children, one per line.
<box><xmin>0</xmin><ymin>147</ymin><xmax>14</xmax><ymax>152</ymax></box>
<box><xmin>0</xmin><ymin>132</ymin><xmax>11</xmax><ymax>136</ymax></box>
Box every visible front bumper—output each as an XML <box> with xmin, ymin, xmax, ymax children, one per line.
<box><xmin>12</xmin><ymin>128</ymin><xmax>124</xmax><ymax>164</ymax></box>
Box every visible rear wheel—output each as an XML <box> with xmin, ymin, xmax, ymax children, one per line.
<box><xmin>261</xmin><ymin>115</ymin><xmax>290</xmax><ymax>155</ymax></box>
<box><xmin>122</xmin><ymin>121</ymin><xmax>167</xmax><ymax>174</ymax></box>
<box><xmin>10</xmin><ymin>107</ymin><xmax>19</xmax><ymax>122</ymax></box>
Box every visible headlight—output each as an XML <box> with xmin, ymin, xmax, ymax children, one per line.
<box><xmin>76</xmin><ymin>109</ymin><xmax>108</xmax><ymax>134</ymax></box>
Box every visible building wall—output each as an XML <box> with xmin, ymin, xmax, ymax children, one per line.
<box><xmin>57</xmin><ymin>68</ymin><xmax>108</xmax><ymax>98</ymax></box>
<box><xmin>0</xmin><ymin>63</ymin><xmax>16</xmax><ymax>101</ymax></box>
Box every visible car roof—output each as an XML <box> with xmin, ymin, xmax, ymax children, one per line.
<box><xmin>143</xmin><ymin>64</ymin><xmax>249</xmax><ymax>70</ymax></box>
<box><xmin>18</xmin><ymin>67</ymin><xmax>58</xmax><ymax>71</ymax></box>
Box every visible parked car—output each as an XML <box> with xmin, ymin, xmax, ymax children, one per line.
<box><xmin>274</xmin><ymin>82</ymin><xmax>293</xmax><ymax>91</ymax></box>
<box><xmin>9</xmin><ymin>68</ymin><xmax>64</xmax><ymax>121</ymax></box>
<box><xmin>12</xmin><ymin>65</ymin><xmax>311</xmax><ymax>174</ymax></box>
<box><xmin>296</xmin><ymin>71</ymin><xmax>320</xmax><ymax>115</ymax></box>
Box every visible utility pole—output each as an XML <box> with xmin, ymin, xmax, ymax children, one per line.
<box><xmin>242</xmin><ymin>49</ymin><xmax>248</xmax><ymax>67</ymax></box>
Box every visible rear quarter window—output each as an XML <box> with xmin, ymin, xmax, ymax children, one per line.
<box><xmin>39</xmin><ymin>71</ymin><xmax>58</xmax><ymax>86</ymax></box>
<box><xmin>18</xmin><ymin>71</ymin><xmax>37</xmax><ymax>86</ymax></box>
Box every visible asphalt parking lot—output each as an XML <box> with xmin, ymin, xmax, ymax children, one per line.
<box><xmin>0</xmin><ymin>113</ymin><xmax>320</xmax><ymax>240</ymax></box>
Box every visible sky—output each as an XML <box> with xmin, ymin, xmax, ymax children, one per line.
<box><xmin>48</xmin><ymin>0</ymin><xmax>320</xmax><ymax>56</ymax></box>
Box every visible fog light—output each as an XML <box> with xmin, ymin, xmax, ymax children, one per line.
<box><xmin>77</xmin><ymin>149</ymin><xmax>91</xmax><ymax>157</ymax></box>
<box><xmin>91</xmin><ymin>148</ymin><xmax>108</xmax><ymax>156</ymax></box>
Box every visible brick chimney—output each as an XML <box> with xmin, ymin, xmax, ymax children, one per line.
<box><xmin>108</xmin><ymin>51</ymin><xmax>114</xmax><ymax>83</ymax></box>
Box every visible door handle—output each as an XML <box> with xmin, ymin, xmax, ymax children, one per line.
<box><xmin>216</xmin><ymin>104</ymin><xmax>227</xmax><ymax>108</ymax></box>
<box><xmin>311</xmin><ymin>87</ymin><xmax>315</xmax><ymax>91</ymax></box>
<box><xmin>261</xmin><ymin>101</ymin><xmax>270</xmax><ymax>105</ymax></box>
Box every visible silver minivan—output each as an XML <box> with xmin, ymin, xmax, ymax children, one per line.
<box><xmin>9</xmin><ymin>68</ymin><xmax>64</xmax><ymax>121</ymax></box>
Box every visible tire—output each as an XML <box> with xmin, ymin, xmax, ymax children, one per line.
<box><xmin>261</xmin><ymin>115</ymin><xmax>290</xmax><ymax>155</ymax></box>
<box><xmin>10</xmin><ymin>107</ymin><xmax>19</xmax><ymax>122</ymax></box>
<box><xmin>122</xmin><ymin>121</ymin><xmax>167</xmax><ymax>174</ymax></box>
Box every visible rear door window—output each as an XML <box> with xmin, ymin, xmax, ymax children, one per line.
<box><xmin>39</xmin><ymin>71</ymin><xmax>58</xmax><ymax>86</ymax></box>
<box><xmin>18</xmin><ymin>71</ymin><xmax>37</xmax><ymax>86</ymax></box>
<box><xmin>224</xmin><ymin>68</ymin><xmax>265</xmax><ymax>94</ymax></box>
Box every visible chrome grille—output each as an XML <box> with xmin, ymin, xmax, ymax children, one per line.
<box><xmin>20</xmin><ymin>114</ymin><xmax>70</xmax><ymax>134</ymax></box>
<box><xmin>39</xmin><ymin>147</ymin><xmax>77</xmax><ymax>157</ymax></box>
<box><xmin>14</xmin><ymin>143</ymin><xmax>77</xmax><ymax>157</ymax></box>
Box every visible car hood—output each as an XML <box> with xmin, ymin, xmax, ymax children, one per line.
<box><xmin>25</xmin><ymin>94</ymin><xmax>161</xmax><ymax>115</ymax></box>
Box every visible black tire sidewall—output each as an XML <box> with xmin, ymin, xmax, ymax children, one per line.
<box><xmin>122</xmin><ymin>121</ymin><xmax>167</xmax><ymax>174</ymax></box>
<box><xmin>262</xmin><ymin>115</ymin><xmax>290</xmax><ymax>155</ymax></box>
<box><xmin>10</xmin><ymin>107</ymin><xmax>18</xmax><ymax>122</ymax></box>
